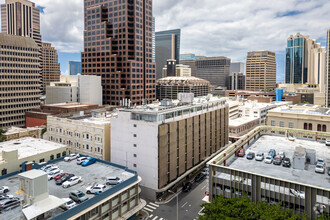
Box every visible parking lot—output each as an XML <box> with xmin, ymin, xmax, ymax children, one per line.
<box><xmin>230</xmin><ymin>135</ymin><xmax>330</xmax><ymax>189</ymax></box>
<box><xmin>0</xmin><ymin>158</ymin><xmax>135</xmax><ymax>219</ymax></box>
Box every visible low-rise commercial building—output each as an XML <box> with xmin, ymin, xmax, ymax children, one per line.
<box><xmin>3</xmin><ymin>126</ymin><xmax>43</xmax><ymax>141</ymax></box>
<box><xmin>46</xmin><ymin>75</ymin><xmax>102</xmax><ymax>105</ymax></box>
<box><xmin>111</xmin><ymin>95</ymin><xmax>229</xmax><ymax>200</ymax></box>
<box><xmin>46</xmin><ymin>111</ymin><xmax>112</xmax><ymax>161</ymax></box>
<box><xmin>208</xmin><ymin>126</ymin><xmax>330</xmax><ymax>219</ymax></box>
<box><xmin>267</xmin><ymin>104</ymin><xmax>330</xmax><ymax>132</ymax></box>
<box><xmin>0</xmin><ymin>156</ymin><xmax>144</xmax><ymax>220</ymax></box>
<box><xmin>229</xmin><ymin>117</ymin><xmax>259</xmax><ymax>141</ymax></box>
<box><xmin>0</xmin><ymin>137</ymin><xmax>67</xmax><ymax>176</ymax></box>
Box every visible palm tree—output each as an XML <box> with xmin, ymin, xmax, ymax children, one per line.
<box><xmin>0</xmin><ymin>128</ymin><xmax>6</xmax><ymax>142</ymax></box>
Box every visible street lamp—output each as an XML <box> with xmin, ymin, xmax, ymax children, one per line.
<box><xmin>168</xmin><ymin>190</ymin><xmax>179</xmax><ymax>220</ymax></box>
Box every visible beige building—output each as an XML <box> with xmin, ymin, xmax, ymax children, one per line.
<box><xmin>46</xmin><ymin>111</ymin><xmax>111</xmax><ymax>161</ymax></box>
<box><xmin>229</xmin><ymin>117</ymin><xmax>259</xmax><ymax>140</ymax></box>
<box><xmin>245</xmin><ymin>51</ymin><xmax>276</xmax><ymax>91</ymax></box>
<box><xmin>327</xmin><ymin>30</ymin><xmax>330</xmax><ymax>107</ymax></box>
<box><xmin>0</xmin><ymin>137</ymin><xmax>67</xmax><ymax>176</ymax></box>
<box><xmin>0</xmin><ymin>33</ymin><xmax>41</xmax><ymax>129</ymax></box>
<box><xmin>267</xmin><ymin>104</ymin><xmax>330</xmax><ymax>132</ymax></box>
<box><xmin>162</xmin><ymin>63</ymin><xmax>192</xmax><ymax>77</ymax></box>
<box><xmin>3</xmin><ymin>126</ymin><xmax>43</xmax><ymax>141</ymax></box>
<box><xmin>41</xmin><ymin>42</ymin><xmax>60</xmax><ymax>92</ymax></box>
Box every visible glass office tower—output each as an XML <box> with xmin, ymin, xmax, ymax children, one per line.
<box><xmin>69</xmin><ymin>61</ymin><xmax>81</xmax><ymax>75</ymax></box>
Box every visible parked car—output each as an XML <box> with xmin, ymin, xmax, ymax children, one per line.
<box><xmin>264</xmin><ymin>156</ymin><xmax>273</xmax><ymax>164</ymax></box>
<box><xmin>60</xmin><ymin>198</ymin><xmax>77</xmax><ymax>210</ymax></box>
<box><xmin>0</xmin><ymin>198</ymin><xmax>20</xmax><ymax>211</ymax></box>
<box><xmin>316</xmin><ymin>158</ymin><xmax>325</xmax><ymax>166</ymax></box>
<box><xmin>56</xmin><ymin>174</ymin><xmax>74</xmax><ymax>185</ymax></box>
<box><xmin>54</xmin><ymin>173</ymin><xmax>69</xmax><ymax>181</ymax></box>
<box><xmin>106</xmin><ymin>177</ymin><xmax>122</xmax><ymax>186</ymax></box>
<box><xmin>0</xmin><ymin>195</ymin><xmax>14</xmax><ymax>201</ymax></box>
<box><xmin>183</xmin><ymin>182</ymin><xmax>193</xmax><ymax>192</ymax></box>
<box><xmin>76</xmin><ymin>157</ymin><xmax>88</xmax><ymax>165</ymax></box>
<box><xmin>69</xmin><ymin>190</ymin><xmax>88</xmax><ymax>203</ymax></box>
<box><xmin>48</xmin><ymin>169</ymin><xmax>63</xmax><ymax>180</ymax></box>
<box><xmin>273</xmin><ymin>156</ymin><xmax>282</xmax><ymax>165</ymax></box>
<box><xmin>45</xmin><ymin>167</ymin><xmax>60</xmax><ymax>174</ymax></box>
<box><xmin>268</xmin><ymin>149</ymin><xmax>276</xmax><ymax>158</ymax></box>
<box><xmin>62</xmin><ymin>176</ymin><xmax>82</xmax><ymax>188</ymax></box>
<box><xmin>81</xmin><ymin>158</ymin><xmax>96</xmax><ymax>167</ymax></box>
<box><xmin>328</xmin><ymin>167</ymin><xmax>330</xmax><ymax>176</ymax></box>
<box><xmin>64</xmin><ymin>153</ymin><xmax>80</xmax><ymax>162</ymax></box>
<box><xmin>194</xmin><ymin>173</ymin><xmax>206</xmax><ymax>182</ymax></box>
<box><xmin>86</xmin><ymin>184</ymin><xmax>106</xmax><ymax>194</ymax></box>
<box><xmin>237</xmin><ymin>149</ymin><xmax>245</xmax><ymax>157</ymax></box>
<box><xmin>325</xmin><ymin>140</ymin><xmax>330</xmax><ymax>146</ymax></box>
<box><xmin>0</xmin><ymin>186</ymin><xmax>9</xmax><ymax>194</ymax></box>
<box><xmin>315</xmin><ymin>163</ymin><xmax>325</xmax><ymax>174</ymax></box>
<box><xmin>255</xmin><ymin>152</ymin><xmax>264</xmax><ymax>161</ymax></box>
<box><xmin>201</xmin><ymin>168</ymin><xmax>209</xmax><ymax>175</ymax></box>
<box><xmin>278</xmin><ymin>152</ymin><xmax>285</xmax><ymax>159</ymax></box>
<box><xmin>282</xmin><ymin>158</ymin><xmax>291</xmax><ymax>168</ymax></box>
<box><xmin>246</xmin><ymin>152</ymin><xmax>255</xmax><ymax>160</ymax></box>
<box><xmin>40</xmin><ymin>164</ymin><xmax>57</xmax><ymax>171</ymax></box>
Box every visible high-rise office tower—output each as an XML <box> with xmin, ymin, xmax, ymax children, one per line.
<box><xmin>245</xmin><ymin>51</ymin><xmax>276</xmax><ymax>91</ymax></box>
<box><xmin>155</xmin><ymin>29</ymin><xmax>181</xmax><ymax>79</ymax></box>
<box><xmin>152</xmin><ymin>17</ymin><xmax>155</xmax><ymax>63</ymax></box>
<box><xmin>41</xmin><ymin>43</ymin><xmax>60</xmax><ymax>92</ymax></box>
<box><xmin>180</xmin><ymin>52</ymin><xmax>205</xmax><ymax>61</ymax></box>
<box><xmin>0</xmin><ymin>33</ymin><xmax>40</xmax><ymax>128</ymax></box>
<box><xmin>230</xmin><ymin>62</ymin><xmax>245</xmax><ymax>74</ymax></box>
<box><xmin>327</xmin><ymin>30</ymin><xmax>330</xmax><ymax>107</ymax></box>
<box><xmin>228</xmin><ymin>72</ymin><xmax>245</xmax><ymax>90</ymax></box>
<box><xmin>81</xmin><ymin>0</ymin><xmax>156</xmax><ymax>106</ymax></box>
<box><xmin>69</xmin><ymin>61</ymin><xmax>82</xmax><ymax>75</ymax></box>
<box><xmin>1</xmin><ymin>0</ymin><xmax>41</xmax><ymax>48</ymax></box>
<box><xmin>195</xmin><ymin>57</ymin><xmax>231</xmax><ymax>87</ymax></box>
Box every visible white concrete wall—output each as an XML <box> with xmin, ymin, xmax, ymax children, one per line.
<box><xmin>46</xmin><ymin>86</ymin><xmax>77</xmax><ymax>104</ymax></box>
<box><xmin>79</xmin><ymin>75</ymin><xmax>103</xmax><ymax>105</ymax></box>
<box><xmin>110</xmin><ymin>112</ymin><xmax>159</xmax><ymax>190</ymax></box>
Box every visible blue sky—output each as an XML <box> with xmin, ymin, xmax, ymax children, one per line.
<box><xmin>14</xmin><ymin>0</ymin><xmax>329</xmax><ymax>81</ymax></box>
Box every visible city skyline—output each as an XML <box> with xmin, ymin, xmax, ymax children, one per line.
<box><xmin>0</xmin><ymin>0</ymin><xmax>328</xmax><ymax>82</ymax></box>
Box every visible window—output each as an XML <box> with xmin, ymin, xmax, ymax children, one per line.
<box><xmin>279</xmin><ymin>121</ymin><xmax>284</xmax><ymax>127</ymax></box>
<box><xmin>56</xmin><ymin>153</ymin><xmax>61</xmax><ymax>158</ymax></box>
<box><xmin>271</xmin><ymin>121</ymin><xmax>275</xmax><ymax>126</ymax></box>
<box><xmin>39</xmin><ymin>159</ymin><xmax>45</xmax><ymax>163</ymax></box>
<box><xmin>308</xmin><ymin>123</ymin><xmax>312</xmax><ymax>131</ymax></box>
<box><xmin>322</xmin><ymin>125</ymin><xmax>327</xmax><ymax>132</ymax></box>
<box><xmin>50</xmin><ymin>155</ymin><xmax>54</xmax><ymax>160</ymax></box>
<box><xmin>304</xmin><ymin>123</ymin><xmax>307</xmax><ymax>130</ymax></box>
<box><xmin>317</xmin><ymin>124</ymin><xmax>321</xmax><ymax>131</ymax></box>
<box><xmin>289</xmin><ymin>122</ymin><xmax>294</xmax><ymax>128</ymax></box>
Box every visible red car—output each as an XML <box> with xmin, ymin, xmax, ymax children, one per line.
<box><xmin>54</xmin><ymin>173</ymin><xmax>69</xmax><ymax>181</ymax></box>
<box><xmin>237</xmin><ymin>149</ymin><xmax>245</xmax><ymax>157</ymax></box>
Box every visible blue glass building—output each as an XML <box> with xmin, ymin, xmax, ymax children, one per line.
<box><xmin>69</xmin><ymin>61</ymin><xmax>81</xmax><ymax>75</ymax></box>
<box><xmin>155</xmin><ymin>29</ymin><xmax>181</xmax><ymax>79</ymax></box>
<box><xmin>180</xmin><ymin>53</ymin><xmax>206</xmax><ymax>61</ymax></box>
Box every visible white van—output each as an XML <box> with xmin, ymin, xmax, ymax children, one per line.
<box><xmin>76</xmin><ymin>157</ymin><xmax>88</xmax><ymax>165</ymax></box>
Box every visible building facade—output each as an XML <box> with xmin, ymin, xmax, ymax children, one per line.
<box><xmin>230</xmin><ymin>62</ymin><xmax>245</xmax><ymax>74</ymax></box>
<box><xmin>180</xmin><ymin>52</ymin><xmax>205</xmax><ymax>61</ymax></box>
<box><xmin>3</xmin><ymin>126</ymin><xmax>43</xmax><ymax>141</ymax></box>
<box><xmin>41</xmin><ymin>42</ymin><xmax>60</xmax><ymax>92</ymax></box>
<box><xmin>1</xmin><ymin>0</ymin><xmax>42</xmax><ymax>48</ymax></box>
<box><xmin>81</xmin><ymin>0</ymin><xmax>156</xmax><ymax>106</ymax></box>
<box><xmin>180</xmin><ymin>59</ymin><xmax>197</xmax><ymax>76</ymax></box>
<box><xmin>162</xmin><ymin>59</ymin><xmax>191</xmax><ymax>78</ymax></box>
<box><xmin>195</xmin><ymin>57</ymin><xmax>231</xmax><ymax>87</ymax></box>
<box><xmin>228</xmin><ymin>72</ymin><xmax>245</xmax><ymax>90</ymax></box>
<box><xmin>155</xmin><ymin>29</ymin><xmax>181</xmax><ymax>79</ymax></box>
<box><xmin>47</xmin><ymin>113</ymin><xmax>111</xmax><ymax>161</ymax></box>
<box><xmin>245</xmin><ymin>51</ymin><xmax>276</xmax><ymax>91</ymax></box>
<box><xmin>267</xmin><ymin>104</ymin><xmax>330</xmax><ymax>132</ymax></box>
<box><xmin>156</xmin><ymin>77</ymin><xmax>210</xmax><ymax>100</ymax></box>
<box><xmin>0</xmin><ymin>33</ymin><xmax>40</xmax><ymax>129</ymax></box>
<box><xmin>327</xmin><ymin>30</ymin><xmax>330</xmax><ymax>107</ymax></box>
<box><xmin>46</xmin><ymin>75</ymin><xmax>102</xmax><ymax>105</ymax></box>
<box><xmin>110</xmin><ymin>96</ymin><xmax>229</xmax><ymax>199</ymax></box>
<box><xmin>68</xmin><ymin>61</ymin><xmax>81</xmax><ymax>75</ymax></box>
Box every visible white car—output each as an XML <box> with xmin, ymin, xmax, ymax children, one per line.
<box><xmin>255</xmin><ymin>152</ymin><xmax>264</xmax><ymax>161</ymax></box>
<box><xmin>325</xmin><ymin>140</ymin><xmax>330</xmax><ymax>146</ymax></box>
<box><xmin>64</xmin><ymin>153</ymin><xmax>80</xmax><ymax>162</ymax></box>
<box><xmin>264</xmin><ymin>156</ymin><xmax>273</xmax><ymax>164</ymax></box>
<box><xmin>40</xmin><ymin>164</ymin><xmax>57</xmax><ymax>171</ymax></box>
<box><xmin>48</xmin><ymin>169</ymin><xmax>63</xmax><ymax>180</ymax></box>
<box><xmin>60</xmin><ymin>198</ymin><xmax>77</xmax><ymax>210</ymax></box>
<box><xmin>316</xmin><ymin>158</ymin><xmax>325</xmax><ymax>166</ymax></box>
<box><xmin>201</xmin><ymin>168</ymin><xmax>209</xmax><ymax>175</ymax></box>
<box><xmin>86</xmin><ymin>184</ymin><xmax>106</xmax><ymax>194</ymax></box>
<box><xmin>45</xmin><ymin>167</ymin><xmax>60</xmax><ymax>174</ymax></box>
<box><xmin>76</xmin><ymin>157</ymin><xmax>88</xmax><ymax>165</ymax></box>
<box><xmin>278</xmin><ymin>152</ymin><xmax>285</xmax><ymax>159</ymax></box>
<box><xmin>0</xmin><ymin>186</ymin><xmax>9</xmax><ymax>194</ymax></box>
<box><xmin>315</xmin><ymin>163</ymin><xmax>325</xmax><ymax>174</ymax></box>
<box><xmin>62</xmin><ymin>176</ymin><xmax>82</xmax><ymax>188</ymax></box>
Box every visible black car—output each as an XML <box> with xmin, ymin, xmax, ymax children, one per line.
<box><xmin>195</xmin><ymin>173</ymin><xmax>205</xmax><ymax>182</ymax></box>
<box><xmin>327</xmin><ymin>167</ymin><xmax>330</xmax><ymax>176</ymax></box>
<box><xmin>282</xmin><ymin>158</ymin><xmax>291</xmax><ymax>167</ymax></box>
<box><xmin>0</xmin><ymin>198</ymin><xmax>20</xmax><ymax>211</ymax></box>
<box><xmin>183</xmin><ymin>182</ymin><xmax>192</xmax><ymax>192</ymax></box>
<box><xmin>246</xmin><ymin>152</ymin><xmax>255</xmax><ymax>160</ymax></box>
<box><xmin>56</xmin><ymin>174</ymin><xmax>74</xmax><ymax>185</ymax></box>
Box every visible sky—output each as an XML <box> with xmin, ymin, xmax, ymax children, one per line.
<box><xmin>1</xmin><ymin>0</ymin><xmax>329</xmax><ymax>81</ymax></box>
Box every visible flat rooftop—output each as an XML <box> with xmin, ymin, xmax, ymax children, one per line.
<box><xmin>43</xmin><ymin>102</ymin><xmax>98</xmax><ymax>108</ymax></box>
<box><xmin>229</xmin><ymin>117</ymin><xmax>259</xmax><ymax>127</ymax></box>
<box><xmin>4</xmin><ymin>127</ymin><xmax>42</xmax><ymax>135</ymax></box>
<box><xmin>270</xmin><ymin>104</ymin><xmax>330</xmax><ymax>116</ymax></box>
<box><xmin>227</xmin><ymin>135</ymin><xmax>330</xmax><ymax>189</ymax></box>
<box><xmin>0</xmin><ymin>138</ymin><xmax>66</xmax><ymax>160</ymax></box>
<box><xmin>0</xmin><ymin>159</ymin><xmax>135</xmax><ymax>219</ymax></box>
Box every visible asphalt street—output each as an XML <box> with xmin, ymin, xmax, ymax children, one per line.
<box><xmin>142</xmin><ymin>178</ymin><xmax>208</xmax><ymax>220</ymax></box>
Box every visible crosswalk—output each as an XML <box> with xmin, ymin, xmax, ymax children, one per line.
<box><xmin>143</xmin><ymin>202</ymin><xmax>165</xmax><ymax>220</ymax></box>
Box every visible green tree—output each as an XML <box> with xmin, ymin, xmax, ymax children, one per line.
<box><xmin>0</xmin><ymin>128</ymin><xmax>6</xmax><ymax>142</ymax></box>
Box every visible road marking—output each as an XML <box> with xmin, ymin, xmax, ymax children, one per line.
<box><xmin>149</xmin><ymin>214</ymin><xmax>153</xmax><ymax>218</ymax></box>
<box><xmin>146</xmin><ymin>204</ymin><xmax>157</xmax><ymax>209</ymax></box>
<box><xmin>143</xmin><ymin>207</ymin><xmax>154</xmax><ymax>212</ymax></box>
<box><xmin>149</xmin><ymin>202</ymin><xmax>159</xmax><ymax>207</ymax></box>
<box><xmin>201</xmin><ymin>185</ymin><xmax>207</xmax><ymax>190</ymax></box>
<box><xmin>181</xmin><ymin>202</ymin><xmax>188</xmax><ymax>208</ymax></box>
<box><xmin>152</xmin><ymin>216</ymin><xmax>158</xmax><ymax>220</ymax></box>
<box><xmin>159</xmin><ymin>218</ymin><xmax>163</xmax><ymax>220</ymax></box>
